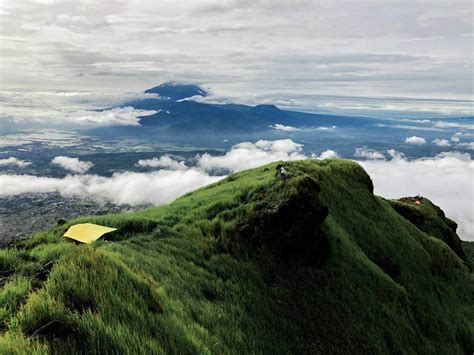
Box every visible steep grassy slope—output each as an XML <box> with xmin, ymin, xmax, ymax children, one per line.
<box><xmin>464</xmin><ymin>242</ymin><xmax>474</xmax><ymax>267</ymax></box>
<box><xmin>388</xmin><ymin>197</ymin><xmax>467</xmax><ymax>262</ymax></box>
<box><xmin>0</xmin><ymin>160</ymin><xmax>472</xmax><ymax>354</ymax></box>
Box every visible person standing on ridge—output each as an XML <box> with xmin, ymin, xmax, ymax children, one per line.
<box><xmin>279</xmin><ymin>165</ymin><xmax>287</xmax><ymax>180</ymax></box>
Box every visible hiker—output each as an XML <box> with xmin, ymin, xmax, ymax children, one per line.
<box><xmin>279</xmin><ymin>165</ymin><xmax>287</xmax><ymax>180</ymax></box>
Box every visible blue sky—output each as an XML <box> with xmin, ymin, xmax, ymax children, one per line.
<box><xmin>1</xmin><ymin>0</ymin><xmax>472</xmax><ymax>101</ymax></box>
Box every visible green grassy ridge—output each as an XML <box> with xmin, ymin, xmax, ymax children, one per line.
<box><xmin>0</xmin><ymin>159</ymin><xmax>472</xmax><ymax>354</ymax></box>
<box><xmin>464</xmin><ymin>242</ymin><xmax>474</xmax><ymax>267</ymax></box>
<box><xmin>388</xmin><ymin>197</ymin><xmax>467</xmax><ymax>263</ymax></box>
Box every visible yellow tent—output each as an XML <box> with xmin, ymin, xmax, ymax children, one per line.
<box><xmin>63</xmin><ymin>223</ymin><xmax>117</xmax><ymax>244</ymax></box>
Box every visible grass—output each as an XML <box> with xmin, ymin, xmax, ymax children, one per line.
<box><xmin>463</xmin><ymin>241</ymin><xmax>474</xmax><ymax>267</ymax></box>
<box><xmin>0</xmin><ymin>159</ymin><xmax>472</xmax><ymax>353</ymax></box>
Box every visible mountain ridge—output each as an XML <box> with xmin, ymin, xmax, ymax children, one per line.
<box><xmin>107</xmin><ymin>83</ymin><xmax>378</xmax><ymax>134</ymax></box>
<box><xmin>0</xmin><ymin>159</ymin><xmax>472</xmax><ymax>353</ymax></box>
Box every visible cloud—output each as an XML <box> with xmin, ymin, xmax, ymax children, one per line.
<box><xmin>1</xmin><ymin>0</ymin><xmax>472</xmax><ymax>102</ymax></box>
<box><xmin>0</xmin><ymin>91</ymin><xmax>158</xmax><ymax>128</ymax></box>
<box><xmin>432</xmin><ymin>138</ymin><xmax>451</xmax><ymax>147</ymax></box>
<box><xmin>434</xmin><ymin>121</ymin><xmax>474</xmax><ymax>130</ymax></box>
<box><xmin>434</xmin><ymin>151</ymin><xmax>472</xmax><ymax>161</ymax></box>
<box><xmin>457</xmin><ymin>142</ymin><xmax>474</xmax><ymax>150</ymax></box>
<box><xmin>269</xmin><ymin>124</ymin><xmax>336</xmax><ymax>132</ymax></box>
<box><xmin>315</xmin><ymin>150</ymin><xmax>339</xmax><ymax>159</ymax></box>
<box><xmin>315</xmin><ymin>126</ymin><xmax>336</xmax><ymax>131</ymax></box>
<box><xmin>405</xmin><ymin>136</ymin><xmax>427</xmax><ymax>145</ymax></box>
<box><xmin>197</xmin><ymin>139</ymin><xmax>306</xmax><ymax>172</ymax></box>
<box><xmin>270</xmin><ymin>124</ymin><xmax>300</xmax><ymax>132</ymax></box>
<box><xmin>451</xmin><ymin>135</ymin><xmax>461</xmax><ymax>143</ymax></box>
<box><xmin>354</xmin><ymin>147</ymin><xmax>385</xmax><ymax>160</ymax></box>
<box><xmin>0</xmin><ymin>169</ymin><xmax>222</xmax><ymax>206</ymax></box>
<box><xmin>52</xmin><ymin>156</ymin><xmax>94</xmax><ymax>173</ymax></box>
<box><xmin>386</xmin><ymin>149</ymin><xmax>406</xmax><ymax>160</ymax></box>
<box><xmin>0</xmin><ymin>139</ymin><xmax>305</xmax><ymax>205</ymax></box>
<box><xmin>449</xmin><ymin>132</ymin><xmax>474</xmax><ymax>150</ymax></box>
<box><xmin>65</xmin><ymin>107</ymin><xmax>152</xmax><ymax>126</ymax></box>
<box><xmin>360</xmin><ymin>152</ymin><xmax>473</xmax><ymax>240</ymax></box>
<box><xmin>0</xmin><ymin>138</ymin><xmax>472</xmax><ymax>240</ymax></box>
<box><xmin>6</xmin><ymin>106</ymin><xmax>153</xmax><ymax>127</ymax></box>
<box><xmin>0</xmin><ymin>157</ymin><xmax>31</xmax><ymax>167</ymax></box>
<box><xmin>453</xmin><ymin>132</ymin><xmax>474</xmax><ymax>140</ymax></box>
<box><xmin>137</xmin><ymin>155</ymin><xmax>187</xmax><ymax>170</ymax></box>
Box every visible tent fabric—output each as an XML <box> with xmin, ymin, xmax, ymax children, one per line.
<box><xmin>63</xmin><ymin>223</ymin><xmax>117</xmax><ymax>244</ymax></box>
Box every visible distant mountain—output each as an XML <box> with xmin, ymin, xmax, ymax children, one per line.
<box><xmin>2</xmin><ymin>160</ymin><xmax>472</xmax><ymax>353</ymax></box>
<box><xmin>121</xmin><ymin>82</ymin><xmax>207</xmax><ymax>111</ymax></box>
<box><xmin>99</xmin><ymin>82</ymin><xmax>381</xmax><ymax>135</ymax></box>
<box><xmin>144</xmin><ymin>82</ymin><xmax>208</xmax><ymax>101</ymax></box>
<box><xmin>137</xmin><ymin>100</ymin><xmax>303</xmax><ymax>132</ymax></box>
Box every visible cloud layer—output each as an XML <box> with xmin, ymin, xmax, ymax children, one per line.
<box><xmin>0</xmin><ymin>139</ymin><xmax>472</xmax><ymax>240</ymax></box>
<box><xmin>1</xmin><ymin>0</ymin><xmax>472</xmax><ymax>101</ymax></box>
<box><xmin>0</xmin><ymin>139</ymin><xmax>304</xmax><ymax>205</ymax></box>
<box><xmin>0</xmin><ymin>169</ymin><xmax>222</xmax><ymax>206</ymax></box>
<box><xmin>0</xmin><ymin>91</ymin><xmax>157</xmax><ymax>127</ymax></box>
<box><xmin>360</xmin><ymin>152</ymin><xmax>473</xmax><ymax>240</ymax></box>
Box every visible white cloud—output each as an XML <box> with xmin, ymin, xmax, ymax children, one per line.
<box><xmin>386</xmin><ymin>149</ymin><xmax>406</xmax><ymax>160</ymax></box>
<box><xmin>432</xmin><ymin>138</ymin><xmax>451</xmax><ymax>147</ymax></box>
<box><xmin>0</xmin><ymin>169</ymin><xmax>222</xmax><ymax>206</ymax></box>
<box><xmin>65</xmin><ymin>107</ymin><xmax>151</xmax><ymax>126</ymax></box>
<box><xmin>0</xmin><ymin>91</ymin><xmax>158</xmax><ymax>127</ymax></box>
<box><xmin>0</xmin><ymin>157</ymin><xmax>31</xmax><ymax>167</ymax></box>
<box><xmin>457</xmin><ymin>142</ymin><xmax>474</xmax><ymax>150</ymax></box>
<box><xmin>434</xmin><ymin>151</ymin><xmax>472</xmax><ymax>161</ymax></box>
<box><xmin>360</xmin><ymin>152</ymin><xmax>473</xmax><ymax>240</ymax></box>
<box><xmin>52</xmin><ymin>156</ymin><xmax>94</xmax><ymax>173</ymax></box>
<box><xmin>270</xmin><ymin>124</ymin><xmax>300</xmax><ymax>132</ymax></box>
<box><xmin>453</xmin><ymin>132</ymin><xmax>474</xmax><ymax>140</ymax></box>
<box><xmin>315</xmin><ymin>150</ymin><xmax>339</xmax><ymax>160</ymax></box>
<box><xmin>137</xmin><ymin>155</ymin><xmax>187</xmax><ymax>170</ymax></box>
<box><xmin>269</xmin><ymin>124</ymin><xmax>336</xmax><ymax>132</ymax></box>
<box><xmin>315</xmin><ymin>126</ymin><xmax>337</xmax><ymax>131</ymax></box>
<box><xmin>405</xmin><ymin>136</ymin><xmax>427</xmax><ymax>145</ymax></box>
<box><xmin>451</xmin><ymin>135</ymin><xmax>461</xmax><ymax>143</ymax></box>
<box><xmin>449</xmin><ymin>132</ymin><xmax>474</xmax><ymax>150</ymax></box>
<box><xmin>197</xmin><ymin>139</ymin><xmax>306</xmax><ymax>172</ymax></box>
<box><xmin>354</xmin><ymin>147</ymin><xmax>385</xmax><ymax>160</ymax></box>
<box><xmin>434</xmin><ymin>121</ymin><xmax>474</xmax><ymax>130</ymax></box>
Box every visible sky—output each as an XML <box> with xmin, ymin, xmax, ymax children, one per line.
<box><xmin>1</xmin><ymin>0</ymin><xmax>473</xmax><ymax>101</ymax></box>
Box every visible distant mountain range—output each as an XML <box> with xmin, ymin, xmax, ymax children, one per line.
<box><xmin>111</xmin><ymin>82</ymin><xmax>377</xmax><ymax>134</ymax></box>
